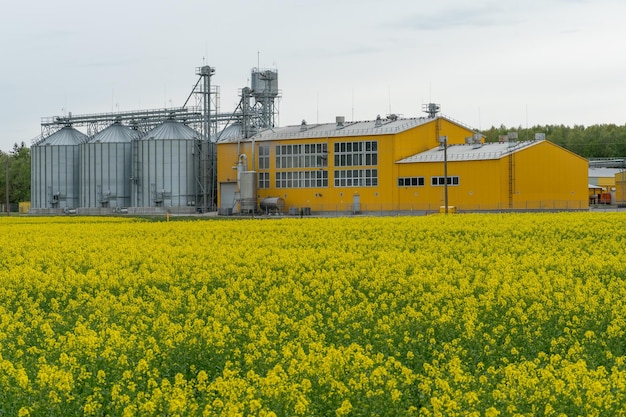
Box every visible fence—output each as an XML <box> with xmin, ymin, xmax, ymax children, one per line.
<box><xmin>0</xmin><ymin>203</ymin><xmax>19</xmax><ymax>214</ymax></box>
<box><xmin>271</xmin><ymin>200</ymin><xmax>589</xmax><ymax>217</ymax></box>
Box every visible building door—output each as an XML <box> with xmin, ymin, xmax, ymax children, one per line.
<box><xmin>220</xmin><ymin>182</ymin><xmax>237</xmax><ymax>214</ymax></box>
<box><xmin>352</xmin><ymin>194</ymin><xmax>361</xmax><ymax>214</ymax></box>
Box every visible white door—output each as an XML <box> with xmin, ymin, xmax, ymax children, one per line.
<box><xmin>220</xmin><ymin>182</ymin><xmax>237</xmax><ymax>212</ymax></box>
<box><xmin>352</xmin><ymin>194</ymin><xmax>361</xmax><ymax>213</ymax></box>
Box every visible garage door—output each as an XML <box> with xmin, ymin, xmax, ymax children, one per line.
<box><xmin>220</xmin><ymin>182</ymin><xmax>237</xmax><ymax>210</ymax></box>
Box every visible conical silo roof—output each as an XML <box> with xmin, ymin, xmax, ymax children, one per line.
<box><xmin>214</xmin><ymin>122</ymin><xmax>244</xmax><ymax>142</ymax></box>
<box><xmin>39</xmin><ymin>126</ymin><xmax>87</xmax><ymax>146</ymax></box>
<box><xmin>142</xmin><ymin>120</ymin><xmax>200</xmax><ymax>140</ymax></box>
<box><xmin>90</xmin><ymin>122</ymin><xmax>138</xmax><ymax>143</ymax></box>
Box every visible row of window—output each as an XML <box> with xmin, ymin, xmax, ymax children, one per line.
<box><xmin>334</xmin><ymin>141</ymin><xmax>378</xmax><ymax>167</ymax></box>
<box><xmin>262</xmin><ymin>174</ymin><xmax>460</xmax><ymax>189</ymax></box>
<box><xmin>334</xmin><ymin>169</ymin><xmax>378</xmax><ymax>187</ymax></box>
<box><xmin>273</xmin><ymin>144</ymin><xmax>329</xmax><ymax>169</ymax></box>
<box><xmin>431</xmin><ymin>176</ymin><xmax>460</xmax><ymax>186</ymax></box>
<box><xmin>259</xmin><ymin>141</ymin><xmax>378</xmax><ymax>170</ymax></box>
<box><xmin>398</xmin><ymin>176</ymin><xmax>460</xmax><ymax>186</ymax></box>
<box><xmin>275</xmin><ymin>170</ymin><xmax>329</xmax><ymax>189</ymax></box>
<box><xmin>398</xmin><ymin>177</ymin><xmax>425</xmax><ymax>187</ymax></box>
<box><xmin>258</xmin><ymin>142</ymin><xmax>458</xmax><ymax>189</ymax></box>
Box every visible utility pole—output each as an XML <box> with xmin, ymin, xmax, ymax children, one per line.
<box><xmin>5</xmin><ymin>156</ymin><xmax>9</xmax><ymax>216</ymax></box>
<box><xmin>439</xmin><ymin>135</ymin><xmax>449</xmax><ymax>214</ymax></box>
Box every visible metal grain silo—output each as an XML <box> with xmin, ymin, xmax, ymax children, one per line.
<box><xmin>80</xmin><ymin>122</ymin><xmax>137</xmax><ymax>209</ymax></box>
<box><xmin>31</xmin><ymin>126</ymin><xmax>87</xmax><ymax>210</ymax></box>
<box><xmin>134</xmin><ymin>120</ymin><xmax>199</xmax><ymax>209</ymax></box>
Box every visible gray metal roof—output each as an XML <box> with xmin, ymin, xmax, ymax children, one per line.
<box><xmin>397</xmin><ymin>140</ymin><xmax>543</xmax><ymax>163</ymax></box>
<box><xmin>214</xmin><ymin>122</ymin><xmax>244</xmax><ymax>143</ymax></box>
<box><xmin>90</xmin><ymin>122</ymin><xmax>138</xmax><ymax>143</ymax></box>
<box><xmin>39</xmin><ymin>126</ymin><xmax>88</xmax><ymax>146</ymax></box>
<box><xmin>588</xmin><ymin>167</ymin><xmax>623</xmax><ymax>178</ymax></box>
<box><xmin>141</xmin><ymin>120</ymin><xmax>200</xmax><ymax>140</ymax></box>
<box><xmin>220</xmin><ymin>116</ymin><xmax>454</xmax><ymax>143</ymax></box>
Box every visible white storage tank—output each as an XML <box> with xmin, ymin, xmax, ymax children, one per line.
<box><xmin>31</xmin><ymin>126</ymin><xmax>87</xmax><ymax>210</ymax></box>
<box><xmin>135</xmin><ymin>120</ymin><xmax>200</xmax><ymax>208</ymax></box>
<box><xmin>260</xmin><ymin>196</ymin><xmax>285</xmax><ymax>213</ymax></box>
<box><xmin>80</xmin><ymin>122</ymin><xmax>137</xmax><ymax>208</ymax></box>
<box><xmin>239</xmin><ymin>171</ymin><xmax>257</xmax><ymax>213</ymax></box>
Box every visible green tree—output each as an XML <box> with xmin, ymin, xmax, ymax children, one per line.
<box><xmin>0</xmin><ymin>142</ymin><xmax>31</xmax><ymax>206</ymax></box>
<box><xmin>483</xmin><ymin>123</ymin><xmax>626</xmax><ymax>158</ymax></box>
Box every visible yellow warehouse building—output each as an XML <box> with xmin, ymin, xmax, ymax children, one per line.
<box><xmin>216</xmin><ymin>114</ymin><xmax>588</xmax><ymax>214</ymax></box>
<box><xmin>615</xmin><ymin>172</ymin><xmax>626</xmax><ymax>204</ymax></box>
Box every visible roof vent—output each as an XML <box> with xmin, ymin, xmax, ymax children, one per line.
<box><xmin>508</xmin><ymin>132</ymin><xmax>518</xmax><ymax>148</ymax></box>
<box><xmin>336</xmin><ymin>116</ymin><xmax>345</xmax><ymax>129</ymax></box>
<box><xmin>471</xmin><ymin>133</ymin><xmax>482</xmax><ymax>149</ymax></box>
<box><xmin>375</xmin><ymin>114</ymin><xmax>382</xmax><ymax>127</ymax></box>
<box><xmin>300</xmin><ymin>119</ymin><xmax>308</xmax><ymax>132</ymax></box>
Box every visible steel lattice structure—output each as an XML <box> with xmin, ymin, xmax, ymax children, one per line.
<box><xmin>35</xmin><ymin>65</ymin><xmax>281</xmax><ymax>212</ymax></box>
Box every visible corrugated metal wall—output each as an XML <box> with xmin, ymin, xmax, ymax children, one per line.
<box><xmin>80</xmin><ymin>142</ymin><xmax>132</xmax><ymax>208</ymax></box>
<box><xmin>135</xmin><ymin>138</ymin><xmax>198</xmax><ymax>208</ymax></box>
<box><xmin>31</xmin><ymin>144</ymin><xmax>80</xmax><ymax>209</ymax></box>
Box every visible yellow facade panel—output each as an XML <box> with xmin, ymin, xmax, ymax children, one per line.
<box><xmin>511</xmin><ymin>141</ymin><xmax>588</xmax><ymax>209</ymax></box>
<box><xmin>615</xmin><ymin>172</ymin><xmax>626</xmax><ymax>203</ymax></box>
<box><xmin>397</xmin><ymin>159</ymin><xmax>502</xmax><ymax>211</ymax></box>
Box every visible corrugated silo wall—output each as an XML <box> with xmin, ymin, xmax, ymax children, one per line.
<box><xmin>135</xmin><ymin>139</ymin><xmax>198</xmax><ymax>208</ymax></box>
<box><xmin>80</xmin><ymin>142</ymin><xmax>132</xmax><ymax>208</ymax></box>
<box><xmin>31</xmin><ymin>144</ymin><xmax>80</xmax><ymax>209</ymax></box>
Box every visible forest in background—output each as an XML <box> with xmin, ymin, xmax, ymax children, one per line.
<box><xmin>483</xmin><ymin>123</ymin><xmax>626</xmax><ymax>158</ymax></box>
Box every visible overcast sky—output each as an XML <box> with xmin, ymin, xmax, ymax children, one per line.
<box><xmin>1</xmin><ymin>0</ymin><xmax>624</xmax><ymax>152</ymax></box>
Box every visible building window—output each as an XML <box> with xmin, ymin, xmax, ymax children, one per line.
<box><xmin>275</xmin><ymin>143</ymin><xmax>328</xmax><ymax>169</ymax></box>
<box><xmin>431</xmin><ymin>176</ymin><xmax>460</xmax><ymax>186</ymax></box>
<box><xmin>398</xmin><ymin>177</ymin><xmax>425</xmax><ymax>187</ymax></box>
<box><xmin>334</xmin><ymin>169</ymin><xmax>378</xmax><ymax>187</ymax></box>
<box><xmin>333</xmin><ymin>140</ymin><xmax>378</xmax><ymax>167</ymax></box>
<box><xmin>258</xmin><ymin>146</ymin><xmax>270</xmax><ymax>170</ymax></box>
<box><xmin>275</xmin><ymin>170</ymin><xmax>328</xmax><ymax>188</ymax></box>
<box><xmin>258</xmin><ymin>172</ymin><xmax>270</xmax><ymax>189</ymax></box>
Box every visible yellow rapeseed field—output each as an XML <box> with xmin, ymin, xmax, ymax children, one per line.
<box><xmin>1</xmin><ymin>213</ymin><xmax>626</xmax><ymax>416</ymax></box>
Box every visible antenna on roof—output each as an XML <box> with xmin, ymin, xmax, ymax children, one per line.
<box><xmin>422</xmin><ymin>103</ymin><xmax>440</xmax><ymax>118</ymax></box>
<box><xmin>316</xmin><ymin>93</ymin><xmax>319</xmax><ymax>124</ymax></box>
<box><xmin>351</xmin><ymin>89</ymin><xmax>354</xmax><ymax>122</ymax></box>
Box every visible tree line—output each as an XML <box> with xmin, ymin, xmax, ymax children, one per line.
<box><xmin>482</xmin><ymin>123</ymin><xmax>626</xmax><ymax>158</ymax></box>
<box><xmin>1</xmin><ymin>142</ymin><xmax>30</xmax><ymax>208</ymax></box>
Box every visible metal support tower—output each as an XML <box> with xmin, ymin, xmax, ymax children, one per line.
<box><xmin>187</xmin><ymin>65</ymin><xmax>219</xmax><ymax>212</ymax></box>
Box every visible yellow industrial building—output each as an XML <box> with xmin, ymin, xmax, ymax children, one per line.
<box><xmin>216</xmin><ymin>114</ymin><xmax>588</xmax><ymax>214</ymax></box>
<box><xmin>615</xmin><ymin>172</ymin><xmax>626</xmax><ymax>204</ymax></box>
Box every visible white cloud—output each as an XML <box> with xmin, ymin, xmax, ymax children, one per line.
<box><xmin>0</xmin><ymin>0</ymin><xmax>625</xmax><ymax>151</ymax></box>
